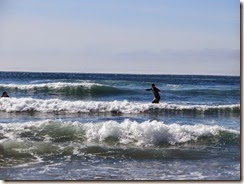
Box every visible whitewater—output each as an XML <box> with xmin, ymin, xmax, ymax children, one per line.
<box><xmin>0</xmin><ymin>98</ymin><xmax>239</xmax><ymax>114</ymax></box>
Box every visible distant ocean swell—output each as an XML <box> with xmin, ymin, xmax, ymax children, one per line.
<box><xmin>0</xmin><ymin>119</ymin><xmax>239</xmax><ymax>166</ymax></box>
<box><xmin>0</xmin><ymin>98</ymin><xmax>240</xmax><ymax>114</ymax></box>
<box><xmin>167</xmin><ymin>88</ymin><xmax>240</xmax><ymax>97</ymax></box>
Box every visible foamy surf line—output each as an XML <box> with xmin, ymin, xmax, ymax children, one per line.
<box><xmin>0</xmin><ymin>98</ymin><xmax>240</xmax><ymax>114</ymax></box>
<box><xmin>0</xmin><ymin>119</ymin><xmax>239</xmax><ymax>146</ymax></box>
<box><xmin>0</xmin><ymin>82</ymin><xmax>103</xmax><ymax>89</ymax></box>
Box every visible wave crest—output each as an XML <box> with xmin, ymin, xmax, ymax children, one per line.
<box><xmin>0</xmin><ymin>119</ymin><xmax>239</xmax><ymax>147</ymax></box>
<box><xmin>0</xmin><ymin>119</ymin><xmax>239</xmax><ymax>166</ymax></box>
<box><xmin>0</xmin><ymin>82</ymin><xmax>129</xmax><ymax>97</ymax></box>
<box><xmin>0</xmin><ymin>97</ymin><xmax>240</xmax><ymax>114</ymax></box>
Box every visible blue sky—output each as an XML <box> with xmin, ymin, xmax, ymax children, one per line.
<box><xmin>0</xmin><ymin>0</ymin><xmax>240</xmax><ymax>75</ymax></box>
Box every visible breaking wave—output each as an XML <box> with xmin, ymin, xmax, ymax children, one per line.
<box><xmin>0</xmin><ymin>82</ymin><xmax>101</xmax><ymax>89</ymax></box>
<box><xmin>0</xmin><ymin>119</ymin><xmax>239</xmax><ymax>147</ymax></box>
<box><xmin>0</xmin><ymin>97</ymin><xmax>240</xmax><ymax>114</ymax></box>
<box><xmin>0</xmin><ymin>82</ymin><xmax>130</xmax><ymax>97</ymax></box>
<box><xmin>0</xmin><ymin>119</ymin><xmax>239</xmax><ymax>166</ymax></box>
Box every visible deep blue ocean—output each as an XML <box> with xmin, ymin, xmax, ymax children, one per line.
<box><xmin>0</xmin><ymin>72</ymin><xmax>240</xmax><ymax>180</ymax></box>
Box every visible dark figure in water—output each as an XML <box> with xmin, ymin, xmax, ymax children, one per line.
<box><xmin>146</xmin><ymin>83</ymin><xmax>160</xmax><ymax>103</ymax></box>
<box><xmin>1</xmin><ymin>91</ymin><xmax>9</xmax><ymax>98</ymax></box>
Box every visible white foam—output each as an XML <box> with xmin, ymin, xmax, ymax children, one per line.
<box><xmin>0</xmin><ymin>97</ymin><xmax>240</xmax><ymax>113</ymax></box>
<box><xmin>166</xmin><ymin>84</ymin><xmax>181</xmax><ymax>89</ymax></box>
<box><xmin>0</xmin><ymin>82</ymin><xmax>103</xmax><ymax>90</ymax></box>
<box><xmin>86</xmin><ymin>119</ymin><xmax>238</xmax><ymax>146</ymax></box>
<box><xmin>0</xmin><ymin>119</ymin><xmax>239</xmax><ymax>147</ymax></box>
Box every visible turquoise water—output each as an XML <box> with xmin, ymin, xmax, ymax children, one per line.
<box><xmin>0</xmin><ymin>72</ymin><xmax>240</xmax><ymax>180</ymax></box>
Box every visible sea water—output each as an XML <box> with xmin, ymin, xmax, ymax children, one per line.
<box><xmin>0</xmin><ymin>72</ymin><xmax>240</xmax><ymax>180</ymax></box>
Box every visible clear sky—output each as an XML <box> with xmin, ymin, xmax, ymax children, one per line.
<box><xmin>0</xmin><ymin>0</ymin><xmax>240</xmax><ymax>75</ymax></box>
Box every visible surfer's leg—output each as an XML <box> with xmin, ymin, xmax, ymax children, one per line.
<box><xmin>152</xmin><ymin>98</ymin><xmax>158</xmax><ymax>103</ymax></box>
<box><xmin>152</xmin><ymin>98</ymin><xmax>160</xmax><ymax>103</ymax></box>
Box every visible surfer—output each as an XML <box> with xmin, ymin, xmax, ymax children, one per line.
<box><xmin>146</xmin><ymin>83</ymin><xmax>160</xmax><ymax>103</ymax></box>
<box><xmin>1</xmin><ymin>91</ymin><xmax>9</xmax><ymax>98</ymax></box>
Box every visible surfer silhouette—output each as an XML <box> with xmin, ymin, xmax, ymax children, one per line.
<box><xmin>1</xmin><ymin>91</ymin><xmax>9</xmax><ymax>98</ymax></box>
<box><xmin>146</xmin><ymin>83</ymin><xmax>160</xmax><ymax>103</ymax></box>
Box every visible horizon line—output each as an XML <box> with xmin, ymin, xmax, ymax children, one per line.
<box><xmin>0</xmin><ymin>70</ymin><xmax>240</xmax><ymax>77</ymax></box>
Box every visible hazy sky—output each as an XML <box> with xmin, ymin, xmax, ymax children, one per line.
<box><xmin>0</xmin><ymin>0</ymin><xmax>240</xmax><ymax>75</ymax></box>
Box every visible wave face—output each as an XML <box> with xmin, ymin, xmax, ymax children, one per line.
<box><xmin>0</xmin><ymin>82</ymin><xmax>131</xmax><ymax>98</ymax></box>
<box><xmin>0</xmin><ymin>97</ymin><xmax>240</xmax><ymax>114</ymax></box>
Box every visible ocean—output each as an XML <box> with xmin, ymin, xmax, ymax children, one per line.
<box><xmin>0</xmin><ymin>71</ymin><xmax>240</xmax><ymax>180</ymax></box>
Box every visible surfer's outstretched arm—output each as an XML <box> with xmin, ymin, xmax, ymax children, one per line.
<box><xmin>145</xmin><ymin>88</ymin><xmax>151</xmax><ymax>91</ymax></box>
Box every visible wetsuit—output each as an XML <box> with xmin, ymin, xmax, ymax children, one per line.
<box><xmin>1</xmin><ymin>92</ymin><xmax>9</xmax><ymax>98</ymax></box>
<box><xmin>146</xmin><ymin>87</ymin><xmax>160</xmax><ymax>103</ymax></box>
